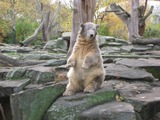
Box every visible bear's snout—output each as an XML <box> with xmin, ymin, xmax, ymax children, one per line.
<box><xmin>86</xmin><ymin>29</ymin><xmax>96</xmax><ymax>40</ymax></box>
<box><xmin>90</xmin><ymin>34</ymin><xmax>94</xmax><ymax>38</ymax></box>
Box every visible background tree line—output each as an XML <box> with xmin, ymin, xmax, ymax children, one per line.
<box><xmin>0</xmin><ymin>0</ymin><xmax>160</xmax><ymax>44</ymax></box>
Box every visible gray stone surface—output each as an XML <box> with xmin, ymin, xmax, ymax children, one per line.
<box><xmin>6</xmin><ymin>67</ymin><xmax>27</xmax><ymax>80</ymax></box>
<box><xmin>0</xmin><ymin>68</ymin><xmax>11</xmax><ymax>79</ymax></box>
<box><xmin>116</xmin><ymin>58</ymin><xmax>160</xmax><ymax>67</ymax></box>
<box><xmin>43</xmin><ymin>38</ymin><xmax>67</xmax><ymax>51</ymax></box>
<box><xmin>126</xmin><ymin>87</ymin><xmax>160</xmax><ymax>120</ymax></box>
<box><xmin>121</xmin><ymin>45</ymin><xmax>134</xmax><ymax>52</ymax></box>
<box><xmin>116</xmin><ymin>58</ymin><xmax>160</xmax><ymax>79</ymax></box>
<box><xmin>0</xmin><ymin>79</ymin><xmax>30</xmax><ymax>97</ymax></box>
<box><xmin>132</xmin><ymin>45</ymin><xmax>152</xmax><ymax>52</ymax></box>
<box><xmin>20</xmin><ymin>53</ymin><xmax>54</xmax><ymax>60</ymax></box>
<box><xmin>79</xmin><ymin>102</ymin><xmax>136</xmax><ymax>120</ymax></box>
<box><xmin>10</xmin><ymin>82</ymin><xmax>66</xmax><ymax>120</ymax></box>
<box><xmin>16</xmin><ymin>48</ymin><xmax>32</xmax><ymax>53</ymax></box>
<box><xmin>25</xmin><ymin>66</ymin><xmax>54</xmax><ymax>83</ymax></box>
<box><xmin>44</xmin><ymin>59</ymin><xmax>66</xmax><ymax>66</ymax></box>
<box><xmin>44</xmin><ymin>84</ymin><xmax>118</xmax><ymax>120</ymax></box>
<box><xmin>107</xmin><ymin>42</ymin><xmax>123</xmax><ymax>46</ymax></box>
<box><xmin>105</xmin><ymin>64</ymin><xmax>154</xmax><ymax>81</ymax></box>
<box><xmin>62</xmin><ymin>32</ymin><xmax>71</xmax><ymax>41</ymax></box>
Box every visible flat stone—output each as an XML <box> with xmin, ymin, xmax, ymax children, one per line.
<box><xmin>24</xmin><ymin>84</ymin><xmax>43</xmax><ymax>89</ymax></box>
<box><xmin>105</xmin><ymin>36</ymin><xmax>116</xmax><ymax>41</ymax></box>
<box><xmin>62</xmin><ymin>32</ymin><xmax>71</xmax><ymax>41</ymax></box>
<box><xmin>26</xmin><ymin>66</ymin><xmax>54</xmax><ymax>83</ymax></box>
<box><xmin>0</xmin><ymin>68</ymin><xmax>11</xmax><ymax>79</ymax></box>
<box><xmin>21</xmin><ymin>53</ymin><xmax>54</xmax><ymax>60</ymax></box>
<box><xmin>116</xmin><ymin>58</ymin><xmax>160</xmax><ymax>79</ymax></box>
<box><xmin>43</xmin><ymin>38</ymin><xmax>67</xmax><ymax>51</ymax></box>
<box><xmin>153</xmin><ymin>45</ymin><xmax>160</xmax><ymax>50</ymax></box>
<box><xmin>105</xmin><ymin>64</ymin><xmax>154</xmax><ymax>81</ymax></box>
<box><xmin>6</xmin><ymin>67</ymin><xmax>27</xmax><ymax>80</ymax></box>
<box><xmin>43</xmin><ymin>40</ymin><xmax>56</xmax><ymax>50</ymax></box>
<box><xmin>115</xmin><ymin>81</ymin><xmax>152</xmax><ymax>97</ymax></box>
<box><xmin>79</xmin><ymin>102</ymin><xmax>136</xmax><ymax>120</ymax></box>
<box><xmin>0</xmin><ymin>79</ymin><xmax>30</xmax><ymax>97</ymax></box>
<box><xmin>44</xmin><ymin>83</ymin><xmax>118</xmax><ymax>120</ymax></box>
<box><xmin>121</xmin><ymin>45</ymin><xmax>134</xmax><ymax>52</ymax></box>
<box><xmin>101</xmin><ymin>46</ymin><xmax>121</xmax><ymax>52</ymax></box>
<box><xmin>44</xmin><ymin>59</ymin><xmax>66</xmax><ymax>66</ymax></box>
<box><xmin>115</xmin><ymin>39</ymin><xmax>128</xmax><ymax>44</ymax></box>
<box><xmin>116</xmin><ymin>58</ymin><xmax>160</xmax><ymax>67</ymax></box>
<box><xmin>10</xmin><ymin>82</ymin><xmax>66</xmax><ymax>120</ymax></box>
<box><xmin>16</xmin><ymin>48</ymin><xmax>32</xmax><ymax>53</ymax></box>
<box><xmin>1</xmin><ymin>49</ymin><xmax>17</xmax><ymax>53</ymax></box>
<box><xmin>98</xmin><ymin>36</ymin><xmax>108</xmax><ymax>45</ymax></box>
<box><xmin>126</xmin><ymin>87</ymin><xmax>160</xmax><ymax>120</ymax></box>
<box><xmin>107</xmin><ymin>42</ymin><xmax>123</xmax><ymax>46</ymax></box>
<box><xmin>142</xmin><ymin>51</ymin><xmax>160</xmax><ymax>56</ymax></box>
<box><xmin>132</xmin><ymin>45</ymin><xmax>152</xmax><ymax>52</ymax></box>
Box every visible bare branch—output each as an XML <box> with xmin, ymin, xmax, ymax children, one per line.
<box><xmin>20</xmin><ymin>21</ymin><xmax>44</xmax><ymax>47</ymax></box>
<box><xmin>143</xmin><ymin>6</ymin><xmax>154</xmax><ymax>20</ymax></box>
<box><xmin>144</xmin><ymin>0</ymin><xmax>148</xmax><ymax>14</ymax></box>
<box><xmin>105</xmin><ymin>10</ymin><xmax>119</xmax><ymax>12</ymax></box>
<box><xmin>49</xmin><ymin>2</ymin><xmax>61</xmax><ymax>31</ymax></box>
<box><xmin>118</xmin><ymin>5</ymin><xmax>130</xmax><ymax>16</ymax></box>
<box><xmin>110</xmin><ymin>3</ymin><xmax>130</xmax><ymax>24</ymax></box>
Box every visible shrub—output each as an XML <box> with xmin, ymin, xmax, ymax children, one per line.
<box><xmin>144</xmin><ymin>23</ymin><xmax>160</xmax><ymax>38</ymax></box>
<box><xmin>16</xmin><ymin>17</ymin><xmax>39</xmax><ymax>42</ymax></box>
<box><xmin>98</xmin><ymin>23</ymin><xmax>110</xmax><ymax>36</ymax></box>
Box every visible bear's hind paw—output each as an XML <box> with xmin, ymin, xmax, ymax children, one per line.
<box><xmin>63</xmin><ymin>90</ymin><xmax>75</xmax><ymax>96</ymax></box>
<box><xmin>84</xmin><ymin>87</ymin><xmax>96</xmax><ymax>93</ymax></box>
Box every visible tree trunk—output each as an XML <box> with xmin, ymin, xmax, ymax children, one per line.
<box><xmin>67</xmin><ymin>0</ymin><xmax>96</xmax><ymax>58</ymax></box>
<box><xmin>10</xmin><ymin>0</ymin><xmax>16</xmax><ymax>44</ymax></box>
<box><xmin>41</xmin><ymin>2</ymin><xmax>61</xmax><ymax>42</ymax></box>
<box><xmin>42</xmin><ymin>11</ymin><xmax>50</xmax><ymax>42</ymax></box>
<box><xmin>129</xmin><ymin>0</ymin><xmax>141</xmax><ymax>41</ymax></box>
<box><xmin>110</xmin><ymin>0</ymin><xmax>153</xmax><ymax>42</ymax></box>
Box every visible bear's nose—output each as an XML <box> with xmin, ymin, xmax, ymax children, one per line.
<box><xmin>90</xmin><ymin>34</ymin><xmax>94</xmax><ymax>38</ymax></box>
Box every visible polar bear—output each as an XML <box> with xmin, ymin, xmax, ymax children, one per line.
<box><xmin>63</xmin><ymin>22</ymin><xmax>105</xmax><ymax>96</ymax></box>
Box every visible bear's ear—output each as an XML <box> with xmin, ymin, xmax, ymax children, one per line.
<box><xmin>80</xmin><ymin>23</ymin><xmax>85</xmax><ymax>34</ymax></box>
<box><xmin>80</xmin><ymin>23</ymin><xmax>85</xmax><ymax>28</ymax></box>
<box><xmin>96</xmin><ymin>24</ymin><xmax>100</xmax><ymax>30</ymax></box>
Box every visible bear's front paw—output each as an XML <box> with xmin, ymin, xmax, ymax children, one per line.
<box><xmin>65</xmin><ymin>62</ymin><xmax>75</xmax><ymax>68</ymax></box>
<box><xmin>82</xmin><ymin>63</ymin><xmax>89</xmax><ymax>69</ymax></box>
<box><xmin>63</xmin><ymin>90</ymin><xmax>75</xmax><ymax>96</ymax></box>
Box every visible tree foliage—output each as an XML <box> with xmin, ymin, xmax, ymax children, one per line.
<box><xmin>0</xmin><ymin>0</ymin><xmax>71</xmax><ymax>43</ymax></box>
<box><xmin>0</xmin><ymin>0</ymin><xmax>160</xmax><ymax>44</ymax></box>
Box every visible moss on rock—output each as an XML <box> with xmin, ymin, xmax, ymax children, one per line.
<box><xmin>45</xmin><ymin>89</ymin><xmax>118</xmax><ymax>120</ymax></box>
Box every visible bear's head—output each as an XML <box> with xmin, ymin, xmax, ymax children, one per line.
<box><xmin>80</xmin><ymin>22</ymin><xmax>99</xmax><ymax>41</ymax></box>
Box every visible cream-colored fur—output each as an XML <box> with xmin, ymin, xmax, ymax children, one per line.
<box><xmin>63</xmin><ymin>22</ymin><xmax>105</xmax><ymax>96</ymax></box>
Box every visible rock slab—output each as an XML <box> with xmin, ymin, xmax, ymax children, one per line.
<box><xmin>79</xmin><ymin>102</ymin><xmax>136</xmax><ymax>120</ymax></box>
<box><xmin>0</xmin><ymin>79</ymin><xmax>30</xmax><ymax>97</ymax></box>
<box><xmin>10</xmin><ymin>82</ymin><xmax>66</xmax><ymax>120</ymax></box>
<box><xmin>44</xmin><ymin>86</ymin><xmax>118</xmax><ymax>120</ymax></box>
<box><xmin>105</xmin><ymin>64</ymin><xmax>154</xmax><ymax>81</ymax></box>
